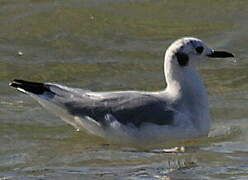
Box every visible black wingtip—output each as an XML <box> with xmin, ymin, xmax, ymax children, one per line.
<box><xmin>9</xmin><ymin>79</ymin><xmax>53</xmax><ymax>95</ymax></box>
<box><xmin>9</xmin><ymin>79</ymin><xmax>23</xmax><ymax>88</ymax></box>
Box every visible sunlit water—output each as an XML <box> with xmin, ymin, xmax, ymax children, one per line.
<box><xmin>1</xmin><ymin>0</ymin><xmax>248</xmax><ymax>179</ymax></box>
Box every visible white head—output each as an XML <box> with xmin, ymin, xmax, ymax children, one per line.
<box><xmin>165</xmin><ymin>37</ymin><xmax>234</xmax><ymax>68</ymax></box>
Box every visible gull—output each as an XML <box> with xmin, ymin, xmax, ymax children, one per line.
<box><xmin>9</xmin><ymin>37</ymin><xmax>234</xmax><ymax>146</ymax></box>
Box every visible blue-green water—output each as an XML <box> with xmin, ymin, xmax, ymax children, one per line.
<box><xmin>1</xmin><ymin>0</ymin><xmax>248</xmax><ymax>179</ymax></box>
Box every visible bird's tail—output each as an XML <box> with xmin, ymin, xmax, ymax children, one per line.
<box><xmin>9</xmin><ymin>79</ymin><xmax>54</xmax><ymax>95</ymax></box>
<box><xmin>9</xmin><ymin>79</ymin><xmax>85</xmax><ymax>129</ymax></box>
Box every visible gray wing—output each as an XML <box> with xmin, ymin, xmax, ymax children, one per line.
<box><xmin>51</xmin><ymin>87</ymin><xmax>175</xmax><ymax>127</ymax></box>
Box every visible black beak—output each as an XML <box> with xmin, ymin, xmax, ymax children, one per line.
<box><xmin>207</xmin><ymin>50</ymin><xmax>234</xmax><ymax>58</ymax></box>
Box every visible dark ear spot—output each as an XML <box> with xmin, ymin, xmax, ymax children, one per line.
<box><xmin>196</xmin><ymin>46</ymin><xmax>204</xmax><ymax>54</ymax></box>
<box><xmin>175</xmin><ymin>52</ymin><xmax>189</xmax><ymax>66</ymax></box>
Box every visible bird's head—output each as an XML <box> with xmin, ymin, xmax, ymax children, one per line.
<box><xmin>165</xmin><ymin>37</ymin><xmax>234</xmax><ymax>67</ymax></box>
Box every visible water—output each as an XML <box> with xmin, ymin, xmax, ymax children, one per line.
<box><xmin>1</xmin><ymin>0</ymin><xmax>248</xmax><ymax>179</ymax></box>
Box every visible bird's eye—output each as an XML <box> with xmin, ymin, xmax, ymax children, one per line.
<box><xmin>195</xmin><ymin>46</ymin><xmax>204</xmax><ymax>54</ymax></box>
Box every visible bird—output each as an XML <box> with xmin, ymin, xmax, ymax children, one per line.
<box><xmin>9</xmin><ymin>37</ymin><xmax>234</xmax><ymax>146</ymax></box>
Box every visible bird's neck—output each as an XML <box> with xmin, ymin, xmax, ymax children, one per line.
<box><xmin>165</xmin><ymin>66</ymin><xmax>206</xmax><ymax>99</ymax></box>
<box><xmin>163</xmin><ymin>54</ymin><xmax>206</xmax><ymax>100</ymax></box>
